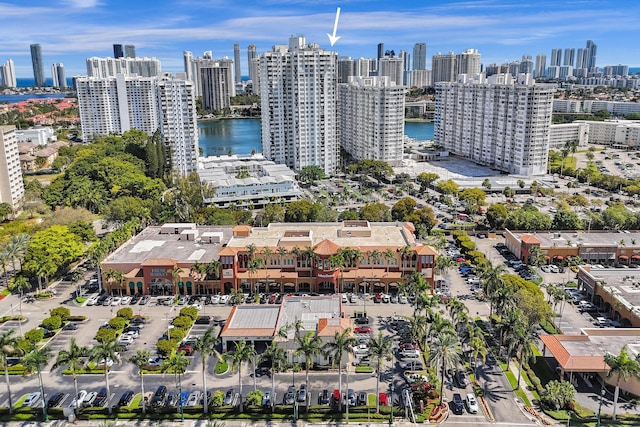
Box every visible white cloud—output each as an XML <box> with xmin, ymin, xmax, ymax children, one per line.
<box><xmin>62</xmin><ymin>0</ymin><xmax>101</xmax><ymax>8</ymax></box>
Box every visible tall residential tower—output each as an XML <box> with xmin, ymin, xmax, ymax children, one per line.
<box><xmin>259</xmin><ymin>35</ymin><xmax>338</xmax><ymax>175</ymax></box>
<box><xmin>30</xmin><ymin>44</ymin><xmax>45</xmax><ymax>87</ymax></box>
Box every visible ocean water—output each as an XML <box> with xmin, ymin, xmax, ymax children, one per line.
<box><xmin>198</xmin><ymin>119</ymin><xmax>434</xmax><ymax>156</ymax></box>
<box><xmin>0</xmin><ymin>93</ymin><xmax>67</xmax><ymax>103</ymax></box>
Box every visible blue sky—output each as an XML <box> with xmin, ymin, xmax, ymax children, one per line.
<box><xmin>1</xmin><ymin>0</ymin><xmax>639</xmax><ymax>78</ymax></box>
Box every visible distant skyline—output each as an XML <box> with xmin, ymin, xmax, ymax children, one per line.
<box><xmin>1</xmin><ymin>0</ymin><xmax>640</xmax><ymax>79</ymax></box>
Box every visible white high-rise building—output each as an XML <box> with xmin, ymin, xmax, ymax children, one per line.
<box><xmin>337</xmin><ymin>57</ymin><xmax>355</xmax><ymax>83</ymax></box>
<box><xmin>534</xmin><ymin>54</ymin><xmax>546</xmax><ymax>78</ymax></box>
<box><xmin>338</xmin><ymin>76</ymin><xmax>405</xmax><ymax>166</ymax></box>
<box><xmin>411</xmin><ymin>69</ymin><xmax>432</xmax><ymax>88</ymax></box>
<box><xmin>76</xmin><ymin>73</ymin><xmax>198</xmax><ymax>173</ymax></box>
<box><xmin>413</xmin><ymin>43</ymin><xmax>427</xmax><ymax>70</ymax></box>
<box><xmin>86</xmin><ymin>57</ymin><xmax>161</xmax><ymax>78</ymax></box>
<box><xmin>354</xmin><ymin>58</ymin><xmax>373</xmax><ymax>78</ymax></box>
<box><xmin>0</xmin><ymin>125</ymin><xmax>24</xmax><ymax>215</ymax></box>
<box><xmin>435</xmin><ymin>73</ymin><xmax>556</xmax><ymax>176</ymax></box>
<box><xmin>51</xmin><ymin>63</ymin><xmax>67</xmax><ymax>88</ymax></box>
<box><xmin>183</xmin><ymin>51</ymin><xmax>194</xmax><ymax>81</ymax></box>
<box><xmin>456</xmin><ymin>49</ymin><xmax>481</xmax><ymax>76</ymax></box>
<box><xmin>432</xmin><ymin>52</ymin><xmax>457</xmax><ymax>83</ymax></box>
<box><xmin>247</xmin><ymin>44</ymin><xmax>257</xmax><ymax>91</ymax></box>
<box><xmin>157</xmin><ymin>75</ymin><xmax>199</xmax><ymax>174</ymax></box>
<box><xmin>259</xmin><ymin>35</ymin><xmax>338</xmax><ymax>175</ymax></box>
<box><xmin>0</xmin><ymin>59</ymin><xmax>17</xmax><ymax>88</ymax></box>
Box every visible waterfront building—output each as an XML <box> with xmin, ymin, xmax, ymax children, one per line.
<box><xmin>183</xmin><ymin>51</ymin><xmax>193</xmax><ymax>81</ymax></box>
<box><xmin>355</xmin><ymin>58</ymin><xmax>373</xmax><ymax>78</ymax></box>
<box><xmin>413</xmin><ymin>43</ymin><xmax>427</xmax><ymax>70</ymax></box>
<box><xmin>247</xmin><ymin>44</ymin><xmax>257</xmax><ymax>90</ymax></box>
<box><xmin>198</xmin><ymin>154</ymin><xmax>303</xmax><ymax>208</ymax></box>
<box><xmin>603</xmin><ymin>65</ymin><xmax>629</xmax><ymax>77</ymax></box>
<box><xmin>76</xmin><ymin>73</ymin><xmax>198</xmax><ymax>173</ymax></box>
<box><xmin>0</xmin><ymin>126</ymin><xmax>24</xmax><ymax>215</ymax></box>
<box><xmin>51</xmin><ymin>63</ymin><xmax>67</xmax><ymax>88</ymax></box>
<box><xmin>410</xmin><ymin>69</ymin><xmax>432</xmax><ymax>88</ymax></box>
<box><xmin>550</xmin><ymin>48</ymin><xmax>562</xmax><ymax>67</ymax></box>
<box><xmin>30</xmin><ymin>44</ymin><xmax>46</xmax><ymax>87</ymax></box>
<box><xmin>435</xmin><ymin>73</ymin><xmax>555</xmax><ymax>176</ymax></box>
<box><xmin>86</xmin><ymin>56</ymin><xmax>161</xmax><ymax>78</ymax></box>
<box><xmin>200</xmin><ymin>58</ymin><xmax>235</xmax><ymax>112</ymax></box>
<box><xmin>0</xmin><ymin>59</ymin><xmax>17</xmax><ymax>88</ymax></box>
<box><xmin>586</xmin><ymin>40</ymin><xmax>597</xmax><ymax>70</ymax></box>
<box><xmin>338</xmin><ymin>76</ymin><xmax>405</xmax><ymax>166</ymax></box>
<box><xmin>100</xmin><ymin>220</ymin><xmax>437</xmax><ymax>296</ymax></box>
<box><xmin>259</xmin><ymin>35</ymin><xmax>338</xmax><ymax>175</ymax></box>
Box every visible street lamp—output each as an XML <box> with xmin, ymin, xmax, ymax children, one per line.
<box><xmin>596</xmin><ymin>378</ymin><xmax>605</xmax><ymax>427</ymax></box>
<box><xmin>388</xmin><ymin>382</ymin><xmax>395</xmax><ymax>427</ymax></box>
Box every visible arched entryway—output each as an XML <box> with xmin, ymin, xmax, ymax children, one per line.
<box><xmin>149</xmin><ymin>278</ymin><xmax>173</xmax><ymax>296</ymax></box>
<box><xmin>283</xmin><ymin>282</ymin><xmax>296</xmax><ymax>293</ymax></box>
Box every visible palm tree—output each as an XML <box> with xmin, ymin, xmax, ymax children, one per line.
<box><xmin>262</xmin><ymin>247</ymin><xmax>273</xmax><ymax>284</ymax></box>
<box><xmin>228</xmin><ymin>339</ymin><xmax>256</xmax><ymax>409</ymax></box>
<box><xmin>169</xmin><ymin>267</ymin><xmax>184</xmax><ymax>296</ymax></box>
<box><xmin>428</xmin><ymin>331</ymin><xmax>462</xmax><ymax>407</ymax></box>
<box><xmin>194</xmin><ymin>328</ymin><xmax>220</xmax><ymax>414</ymax></box>
<box><xmin>52</xmin><ymin>338</ymin><xmax>89</xmax><ymax>414</ymax></box>
<box><xmin>479</xmin><ymin>260</ymin><xmax>507</xmax><ymax>318</ymax></box>
<box><xmin>323</xmin><ymin>328</ymin><xmax>357</xmax><ymax>410</ymax></box>
<box><xmin>22</xmin><ymin>346</ymin><xmax>53</xmax><ymax>420</ymax></box>
<box><xmin>294</xmin><ymin>331</ymin><xmax>323</xmax><ymax>393</ymax></box>
<box><xmin>90</xmin><ymin>339</ymin><xmax>121</xmax><ymax>414</ymax></box>
<box><xmin>434</xmin><ymin>255</ymin><xmax>455</xmax><ymax>281</ymax></box>
<box><xmin>206</xmin><ymin>259</ymin><xmax>221</xmax><ymax>280</ymax></box>
<box><xmin>8</xmin><ymin>275</ymin><xmax>31</xmax><ymax>299</ymax></box>
<box><xmin>161</xmin><ymin>351</ymin><xmax>190</xmax><ymax>419</ymax></box>
<box><xmin>368</xmin><ymin>332</ymin><xmax>393</xmax><ymax>413</ymax></box>
<box><xmin>277</xmin><ymin>247</ymin><xmax>288</xmax><ymax>290</ymax></box>
<box><xmin>260</xmin><ymin>341</ymin><xmax>287</xmax><ymax>411</ymax></box>
<box><xmin>0</xmin><ymin>330</ymin><xmax>21</xmax><ymax>413</ymax></box>
<box><xmin>329</xmin><ymin>252</ymin><xmax>345</xmax><ymax>293</ymax></box>
<box><xmin>383</xmin><ymin>248</ymin><xmax>395</xmax><ymax>283</ymax></box>
<box><xmin>468</xmin><ymin>334</ymin><xmax>488</xmax><ymax>381</ymax></box>
<box><xmin>5</xmin><ymin>233</ymin><xmax>30</xmax><ymax>272</ymax></box>
<box><xmin>447</xmin><ymin>297</ymin><xmax>469</xmax><ymax>332</ymax></box>
<box><xmin>604</xmin><ymin>345</ymin><xmax>640</xmax><ymax>420</ymax></box>
<box><xmin>128</xmin><ymin>349</ymin><xmax>152</xmax><ymax>415</ymax></box>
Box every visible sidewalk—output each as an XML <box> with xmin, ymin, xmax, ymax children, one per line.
<box><xmin>508</xmin><ymin>360</ymin><xmax>557</xmax><ymax>426</ymax></box>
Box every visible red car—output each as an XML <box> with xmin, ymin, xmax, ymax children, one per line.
<box><xmin>332</xmin><ymin>389</ymin><xmax>341</xmax><ymax>404</ymax></box>
<box><xmin>378</xmin><ymin>392</ymin><xmax>388</xmax><ymax>406</ymax></box>
<box><xmin>178</xmin><ymin>344</ymin><xmax>192</xmax><ymax>355</ymax></box>
<box><xmin>354</xmin><ymin>326</ymin><xmax>372</xmax><ymax>334</ymax></box>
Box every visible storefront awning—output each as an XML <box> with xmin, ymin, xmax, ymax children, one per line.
<box><xmin>632</xmin><ymin>255</ymin><xmax>640</xmax><ymax>260</ymax></box>
<box><xmin>554</xmin><ymin>255</ymin><xmax>564</xmax><ymax>260</ymax></box>
<box><xmin>619</xmin><ymin>255</ymin><xmax>628</xmax><ymax>260</ymax></box>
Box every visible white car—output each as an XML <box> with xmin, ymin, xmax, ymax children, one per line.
<box><xmin>82</xmin><ymin>391</ymin><xmax>97</xmax><ymax>407</ymax></box>
<box><xmin>123</xmin><ymin>330</ymin><xmax>139</xmax><ymax>339</ymax></box>
<box><xmin>23</xmin><ymin>392</ymin><xmax>41</xmax><ymax>407</ymax></box>
<box><xmin>120</xmin><ymin>296</ymin><xmax>131</xmax><ymax>305</ymax></box>
<box><xmin>353</xmin><ymin>344</ymin><xmax>369</xmax><ymax>355</ymax></box>
<box><xmin>86</xmin><ymin>296</ymin><xmax>99</xmax><ymax>306</ymax></box>
<box><xmin>118</xmin><ymin>335</ymin><xmax>134</xmax><ymax>346</ymax></box>
<box><xmin>69</xmin><ymin>390</ymin><xmax>87</xmax><ymax>408</ymax></box>
<box><xmin>110</xmin><ymin>297</ymin><xmax>122</xmax><ymax>306</ymax></box>
<box><xmin>219</xmin><ymin>295</ymin><xmax>230</xmax><ymax>304</ymax></box>
<box><xmin>398</xmin><ymin>295</ymin><xmax>408</xmax><ymax>304</ymax></box>
<box><xmin>382</xmin><ymin>294</ymin><xmax>390</xmax><ymax>303</ymax></box>
<box><xmin>96</xmin><ymin>358</ymin><xmax>114</xmax><ymax>368</ymax></box>
<box><xmin>190</xmin><ymin>303</ymin><xmax>203</xmax><ymax>310</ymax></box>
<box><xmin>465</xmin><ymin>393</ymin><xmax>479</xmax><ymax>413</ymax></box>
<box><xmin>210</xmin><ymin>295</ymin><xmax>221</xmax><ymax>304</ymax></box>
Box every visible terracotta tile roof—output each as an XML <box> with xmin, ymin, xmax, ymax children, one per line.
<box><xmin>416</xmin><ymin>245</ymin><xmax>438</xmax><ymax>255</ymax></box>
<box><xmin>540</xmin><ymin>335</ymin><xmax>608</xmax><ymax>373</ymax></box>
<box><xmin>140</xmin><ymin>258</ymin><xmax>176</xmax><ymax>267</ymax></box>
<box><xmin>521</xmin><ymin>235</ymin><xmax>541</xmax><ymax>245</ymax></box>
<box><xmin>217</xmin><ymin>246</ymin><xmax>237</xmax><ymax>256</ymax></box>
<box><xmin>314</xmin><ymin>239</ymin><xmax>341</xmax><ymax>256</ymax></box>
<box><xmin>317</xmin><ymin>317</ymin><xmax>351</xmax><ymax>337</ymax></box>
<box><xmin>232</xmin><ymin>225</ymin><xmax>252</xmax><ymax>232</ymax></box>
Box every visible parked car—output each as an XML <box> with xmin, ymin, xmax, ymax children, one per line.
<box><xmin>262</xmin><ymin>390</ymin><xmax>272</xmax><ymax>406</ymax></box>
<box><xmin>96</xmin><ymin>387</ymin><xmax>108</xmax><ymax>406</ymax></box>
<box><xmin>452</xmin><ymin>393</ymin><xmax>464</xmax><ymax>414</ymax></box>
<box><xmin>186</xmin><ymin>391</ymin><xmax>202</xmax><ymax>406</ymax></box>
<box><xmin>69</xmin><ymin>390</ymin><xmax>87</xmax><ymax>408</ymax></box>
<box><xmin>63</xmin><ymin>322</ymin><xmax>79</xmax><ymax>330</ymax></box>
<box><xmin>354</xmin><ymin>326</ymin><xmax>372</xmax><ymax>334</ymax></box>
<box><xmin>139</xmin><ymin>295</ymin><xmax>150</xmax><ymax>305</ymax></box>
<box><xmin>347</xmin><ymin>389</ymin><xmax>356</xmax><ymax>406</ymax></box>
<box><xmin>357</xmin><ymin>391</ymin><xmax>367</xmax><ymax>406</ymax></box>
<box><xmin>23</xmin><ymin>392</ymin><xmax>41</xmax><ymax>407</ymax></box>
<box><xmin>465</xmin><ymin>393</ymin><xmax>479</xmax><ymax>414</ymax></box>
<box><xmin>318</xmin><ymin>389</ymin><xmax>330</xmax><ymax>405</ymax></box>
<box><xmin>455</xmin><ymin>370</ymin><xmax>469</xmax><ymax>388</ymax></box>
<box><xmin>223</xmin><ymin>388</ymin><xmax>235</xmax><ymax>405</ymax></box>
<box><xmin>165</xmin><ymin>390</ymin><xmax>179</xmax><ymax>407</ymax></box>
<box><xmin>284</xmin><ymin>386</ymin><xmax>295</xmax><ymax>405</ymax></box>
<box><xmin>378</xmin><ymin>392</ymin><xmax>388</xmax><ymax>406</ymax></box>
<box><xmin>82</xmin><ymin>391</ymin><xmax>97</xmax><ymax>407</ymax></box>
<box><xmin>178</xmin><ymin>344</ymin><xmax>193</xmax><ymax>355</ymax></box>
<box><xmin>195</xmin><ymin>316</ymin><xmax>211</xmax><ymax>325</ymax></box>
<box><xmin>297</xmin><ymin>384</ymin><xmax>307</xmax><ymax>402</ymax></box>
<box><xmin>151</xmin><ymin>386</ymin><xmax>167</xmax><ymax>407</ymax></box>
<box><xmin>117</xmin><ymin>391</ymin><xmax>134</xmax><ymax>407</ymax></box>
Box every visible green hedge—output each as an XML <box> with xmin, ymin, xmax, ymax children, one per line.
<box><xmin>355</xmin><ymin>366</ymin><xmax>374</xmax><ymax>373</ymax></box>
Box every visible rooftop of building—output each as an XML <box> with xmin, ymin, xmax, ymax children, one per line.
<box><xmin>540</xmin><ymin>328</ymin><xmax>640</xmax><ymax>372</ymax></box>
<box><xmin>102</xmin><ymin>224</ymin><xmax>234</xmax><ymax>266</ymax></box>
<box><xmin>225</xmin><ymin>221</ymin><xmax>417</xmax><ymax>252</ymax></box>
<box><xmin>220</xmin><ymin>294</ymin><xmax>344</xmax><ymax>339</ymax></box>
<box><xmin>510</xmin><ymin>230</ymin><xmax>640</xmax><ymax>248</ymax></box>
<box><xmin>579</xmin><ymin>267</ymin><xmax>640</xmax><ymax>312</ymax></box>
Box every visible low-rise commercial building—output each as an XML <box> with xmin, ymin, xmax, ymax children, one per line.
<box><xmin>100</xmin><ymin>221</ymin><xmax>437</xmax><ymax>296</ymax></box>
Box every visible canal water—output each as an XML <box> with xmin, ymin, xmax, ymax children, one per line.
<box><xmin>198</xmin><ymin>119</ymin><xmax>434</xmax><ymax>156</ymax></box>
